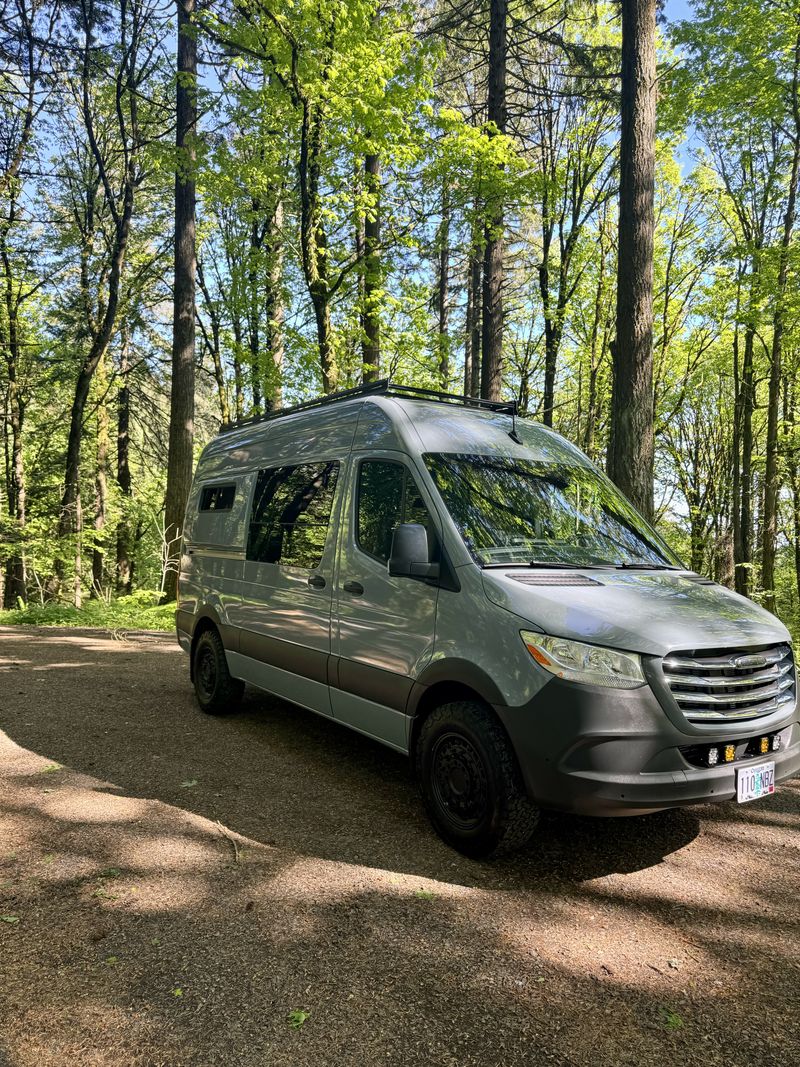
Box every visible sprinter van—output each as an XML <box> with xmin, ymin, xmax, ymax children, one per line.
<box><xmin>176</xmin><ymin>381</ymin><xmax>800</xmax><ymax>856</ymax></box>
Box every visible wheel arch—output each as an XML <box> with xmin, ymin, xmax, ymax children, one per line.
<box><xmin>407</xmin><ymin>660</ymin><xmax>509</xmax><ymax>776</ymax></box>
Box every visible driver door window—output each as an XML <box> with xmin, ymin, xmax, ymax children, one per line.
<box><xmin>357</xmin><ymin>460</ymin><xmax>433</xmax><ymax>563</ymax></box>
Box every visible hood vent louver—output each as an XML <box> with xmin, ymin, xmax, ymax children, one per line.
<box><xmin>507</xmin><ymin>573</ymin><xmax>602</xmax><ymax>587</ymax></box>
<box><xmin>682</xmin><ymin>573</ymin><xmax>716</xmax><ymax>586</ymax></box>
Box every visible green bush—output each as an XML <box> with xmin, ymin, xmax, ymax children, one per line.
<box><xmin>0</xmin><ymin>592</ymin><xmax>174</xmax><ymax>633</ymax></box>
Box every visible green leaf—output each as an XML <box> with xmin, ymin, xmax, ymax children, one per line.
<box><xmin>0</xmin><ymin>915</ymin><xmax>20</xmax><ymax>924</ymax></box>
<box><xmin>287</xmin><ymin>1009</ymin><xmax>309</xmax><ymax>1029</ymax></box>
<box><xmin>659</xmin><ymin>1006</ymin><xmax>684</xmax><ymax>1031</ymax></box>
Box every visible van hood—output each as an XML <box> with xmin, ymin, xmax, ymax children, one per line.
<box><xmin>481</xmin><ymin>569</ymin><xmax>791</xmax><ymax>658</ymax></box>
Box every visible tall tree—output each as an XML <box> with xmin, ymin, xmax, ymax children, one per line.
<box><xmin>480</xmin><ymin>0</ymin><xmax>506</xmax><ymax>401</ymax></box>
<box><xmin>57</xmin><ymin>0</ymin><xmax>163</xmax><ymax>604</ymax></box>
<box><xmin>761</xmin><ymin>33</ymin><xmax>800</xmax><ymax>613</ymax></box>
<box><xmin>163</xmin><ymin>0</ymin><xmax>197</xmax><ymax>600</ymax></box>
<box><xmin>607</xmin><ymin>0</ymin><xmax>657</xmax><ymax>520</ymax></box>
<box><xmin>362</xmin><ymin>151</ymin><xmax>381</xmax><ymax>381</ymax></box>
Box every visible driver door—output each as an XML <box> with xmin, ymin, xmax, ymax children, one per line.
<box><xmin>331</xmin><ymin>453</ymin><xmax>439</xmax><ymax>750</ymax></box>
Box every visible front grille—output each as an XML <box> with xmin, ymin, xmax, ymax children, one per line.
<box><xmin>663</xmin><ymin>644</ymin><xmax>796</xmax><ymax>723</ymax></box>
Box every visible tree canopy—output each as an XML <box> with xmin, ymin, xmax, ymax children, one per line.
<box><xmin>1</xmin><ymin>0</ymin><xmax>800</xmax><ymax>634</ymax></box>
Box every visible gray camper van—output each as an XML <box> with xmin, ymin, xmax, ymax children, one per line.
<box><xmin>176</xmin><ymin>381</ymin><xmax>800</xmax><ymax>856</ymax></box>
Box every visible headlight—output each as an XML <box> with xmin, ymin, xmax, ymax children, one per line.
<box><xmin>521</xmin><ymin>631</ymin><xmax>645</xmax><ymax>689</ymax></box>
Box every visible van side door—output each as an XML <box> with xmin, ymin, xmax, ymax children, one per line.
<box><xmin>230</xmin><ymin>458</ymin><xmax>343</xmax><ymax>717</ymax></box>
<box><xmin>331</xmin><ymin>453</ymin><xmax>439</xmax><ymax>750</ymax></box>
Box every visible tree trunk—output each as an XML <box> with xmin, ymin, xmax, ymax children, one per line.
<box><xmin>437</xmin><ymin>182</ymin><xmax>450</xmax><ymax>388</ymax></box>
<box><xmin>480</xmin><ymin>0</ymin><xmax>506</xmax><ymax>401</ymax></box>
<box><xmin>116</xmin><ymin>350</ymin><xmax>134</xmax><ymax>595</ymax></box>
<box><xmin>791</xmin><ymin>377</ymin><xmax>800</xmax><ymax>606</ymax></box>
<box><xmin>362</xmin><ymin>153</ymin><xmax>380</xmax><ymax>381</ymax></box>
<box><xmin>469</xmin><ymin>250</ymin><xmax>482</xmax><ymax>396</ymax></box>
<box><xmin>59</xmin><ymin>360</ymin><xmax>96</xmax><ymax>579</ymax></box>
<box><xmin>761</xmin><ymin>37</ymin><xmax>800</xmax><ymax>614</ymax></box>
<box><xmin>739</xmin><ymin>315</ymin><xmax>756</xmax><ymax>597</ymax></box>
<box><xmin>232</xmin><ymin>317</ymin><xmax>244</xmax><ymax>421</ymax></box>
<box><xmin>266</xmin><ymin>196</ymin><xmax>285</xmax><ymax>407</ymax></box>
<box><xmin>163</xmin><ymin>0</ymin><xmax>197</xmax><ymax>601</ymax></box>
<box><xmin>731</xmin><ymin>270</ymin><xmax>743</xmax><ymax>593</ymax></box>
<box><xmin>464</xmin><ymin>257</ymin><xmax>473</xmax><ymax>395</ymax></box>
<box><xmin>539</xmin><ymin>263</ymin><xmax>556</xmax><ymax>426</ymax></box>
<box><xmin>583</xmin><ymin>215</ymin><xmax>609</xmax><ymax>459</ymax></box>
<box><xmin>0</xmin><ymin>210</ymin><xmax>26</xmax><ymax>607</ymax></box>
<box><xmin>299</xmin><ymin>88</ymin><xmax>337</xmax><ymax>392</ymax></box>
<box><xmin>248</xmin><ymin>208</ymin><xmax>262</xmax><ymax>416</ymax></box>
<box><xmin>92</xmin><ymin>355</ymin><xmax>109</xmax><ymax>596</ymax></box>
<box><xmin>607</xmin><ymin>0</ymin><xmax>657</xmax><ymax>520</ymax></box>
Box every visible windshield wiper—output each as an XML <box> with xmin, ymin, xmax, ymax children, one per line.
<box><xmin>482</xmin><ymin>560</ymin><xmax>595</xmax><ymax>570</ymax></box>
<box><xmin>613</xmin><ymin>562</ymin><xmax>679</xmax><ymax>570</ymax></box>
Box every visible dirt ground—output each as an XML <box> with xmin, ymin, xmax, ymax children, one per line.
<box><xmin>1</xmin><ymin>626</ymin><xmax>799</xmax><ymax>1067</ymax></box>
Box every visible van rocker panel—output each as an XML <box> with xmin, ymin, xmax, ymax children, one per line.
<box><xmin>226</xmin><ymin>650</ymin><xmax>333</xmax><ymax>718</ymax></box>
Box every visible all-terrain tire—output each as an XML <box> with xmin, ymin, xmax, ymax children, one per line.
<box><xmin>193</xmin><ymin>628</ymin><xmax>244</xmax><ymax>716</ymax></box>
<box><xmin>416</xmin><ymin>701</ymin><xmax>540</xmax><ymax>858</ymax></box>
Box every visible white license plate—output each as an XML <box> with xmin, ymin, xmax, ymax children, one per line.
<box><xmin>737</xmin><ymin>761</ymin><xmax>775</xmax><ymax>803</ymax></box>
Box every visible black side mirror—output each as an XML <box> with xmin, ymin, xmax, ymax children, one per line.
<box><xmin>388</xmin><ymin>523</ymin><xmax>440</xmax><ymax>581</ymax></box>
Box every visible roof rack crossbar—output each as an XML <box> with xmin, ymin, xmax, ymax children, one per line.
<box><xmin>384</xmin><ymin>382</ymin><xmax>516</xmax><ymax>414</ymax></box>
<box><xmin>219</xmin><ymin>377</ymin><xmax>517</xmax><ymax>434</ymax></box>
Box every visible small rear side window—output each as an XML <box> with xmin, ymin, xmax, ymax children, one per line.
<box><xmin>200</xmin><ymin>484</ymin><xmax>236</xmax><ymax>512</ymax></box>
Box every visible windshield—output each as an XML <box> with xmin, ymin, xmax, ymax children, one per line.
<box><xmin>423</xmin><ymin>452</ymin><xmax>682</xmax><ymax>569</ymax></box>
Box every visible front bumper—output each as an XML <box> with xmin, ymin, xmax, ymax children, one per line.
<box><xmin>494</xmin><ymin>676</ymin><xmax>800</xmax><ymax>816</ymax></box>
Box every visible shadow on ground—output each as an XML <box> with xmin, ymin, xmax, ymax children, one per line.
<box><xmin>0</xmin><ymin>626</ymin><xmax>700</xmax><ymax>887</ymax></box>
<box><xmin>2</xmin><ymin>627</ymin><xmax>800</xmax><ymax>1067</ymax></box>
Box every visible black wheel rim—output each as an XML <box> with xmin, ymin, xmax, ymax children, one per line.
<box><xmin>431</xmin><ymin>731</ymin><xmax>489</xmax><ymax>832</ymax></box>
<box><xmin>196</xmin><ymin>646</ymin><xmax>217</xmax><ymax>700</ymax></box>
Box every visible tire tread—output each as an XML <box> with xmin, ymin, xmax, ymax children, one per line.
<box><xmin>194</xmin><ymin>628</ymin><xmax>244</xmax><ymax>715</ymax></box>
<box><xmin>417</xmin><ymin>700</ymin><xmax>539</xmax><ymax>857</ymax></box>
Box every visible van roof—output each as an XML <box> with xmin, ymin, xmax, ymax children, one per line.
<box><xmin>216</xmin><ymin>379</ymin><xmax>516</xmax><ymax>435</ymax></box>
<box><xmin>200</xmin><ymin>390</ymin><xmax>587</xmax><ymax>474</ymax></box>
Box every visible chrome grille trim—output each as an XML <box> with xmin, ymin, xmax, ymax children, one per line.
<box><xmin>663</xmin><ymin>662</ymin><xmax>793</xmax><ymax>689</ymax></box>
<box><xmin>664</xmin><ymin>646</ymin><xmax>788</xmax><ymax>671</ymax></box>
<box><xmin>663</xmin><ymin>643</ymin><xmax>796</xmax><ymax>723</ymax></box>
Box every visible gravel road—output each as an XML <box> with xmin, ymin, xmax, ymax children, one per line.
<box><xmin>1</xmin><ymin>625</ymin><xmax>799</xmax><ymax>1067</ymax></box>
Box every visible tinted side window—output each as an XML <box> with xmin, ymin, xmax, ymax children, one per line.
<box><xmin>199</xmin><ymin>484</ymin><xmax>236</xmax><ymax>512</ymax></box>
<box><xmin>357</xmin><ymin>461</ymin><xmax>433</xmax><ymax>562</ymax></box>
<box><xmin>247</xmin><ymin>462</ymin><xmax>339</xmax><ymax>568</ymax></box>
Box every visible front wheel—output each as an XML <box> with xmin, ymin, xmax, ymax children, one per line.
<box><xmin>193</xmin><ymin>628</ymin><xmax>244</xmax><ymax>715</ymax></box>
<box><xmin>417</xmin><ymin>701</ymin><xmax>539</xmax><ymax>858</ymax></box>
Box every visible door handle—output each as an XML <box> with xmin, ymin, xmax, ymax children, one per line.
<box><xmin>307</xmin><ymin>574</ymin><xmax>326</xmax><ymax>589</ymax></box>
<box><xmin>343</xmin><ymin>580</ymin><xmax>364</xmax><ymax>596</ymax></box>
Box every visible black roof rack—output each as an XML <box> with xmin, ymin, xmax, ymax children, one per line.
<box><xmin>218</xmin><ymin>378</ymin><xmax>517</xmax><ymax>434</ymax></box>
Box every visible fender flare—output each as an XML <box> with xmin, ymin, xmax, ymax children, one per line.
<box><xmin>407</xmin><ymin>658</ymin><xmax>507</xmax><ymax>717</ymax></box>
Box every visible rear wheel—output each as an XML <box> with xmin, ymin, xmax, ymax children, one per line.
<box><xmin>417</xmin><ymin>701</ymin><xmax>539</xmax><ymax>858</ymax></box>
<box><xmin>193</xmin><ymin>628</ymin><xmax>244</xmax><ymax>715</ymax></box>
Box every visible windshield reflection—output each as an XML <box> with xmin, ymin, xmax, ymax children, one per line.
<box><xmin>423</xmin><ymin>453</ymin><xmax>682</xmax><ymax>569</ymax></box>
